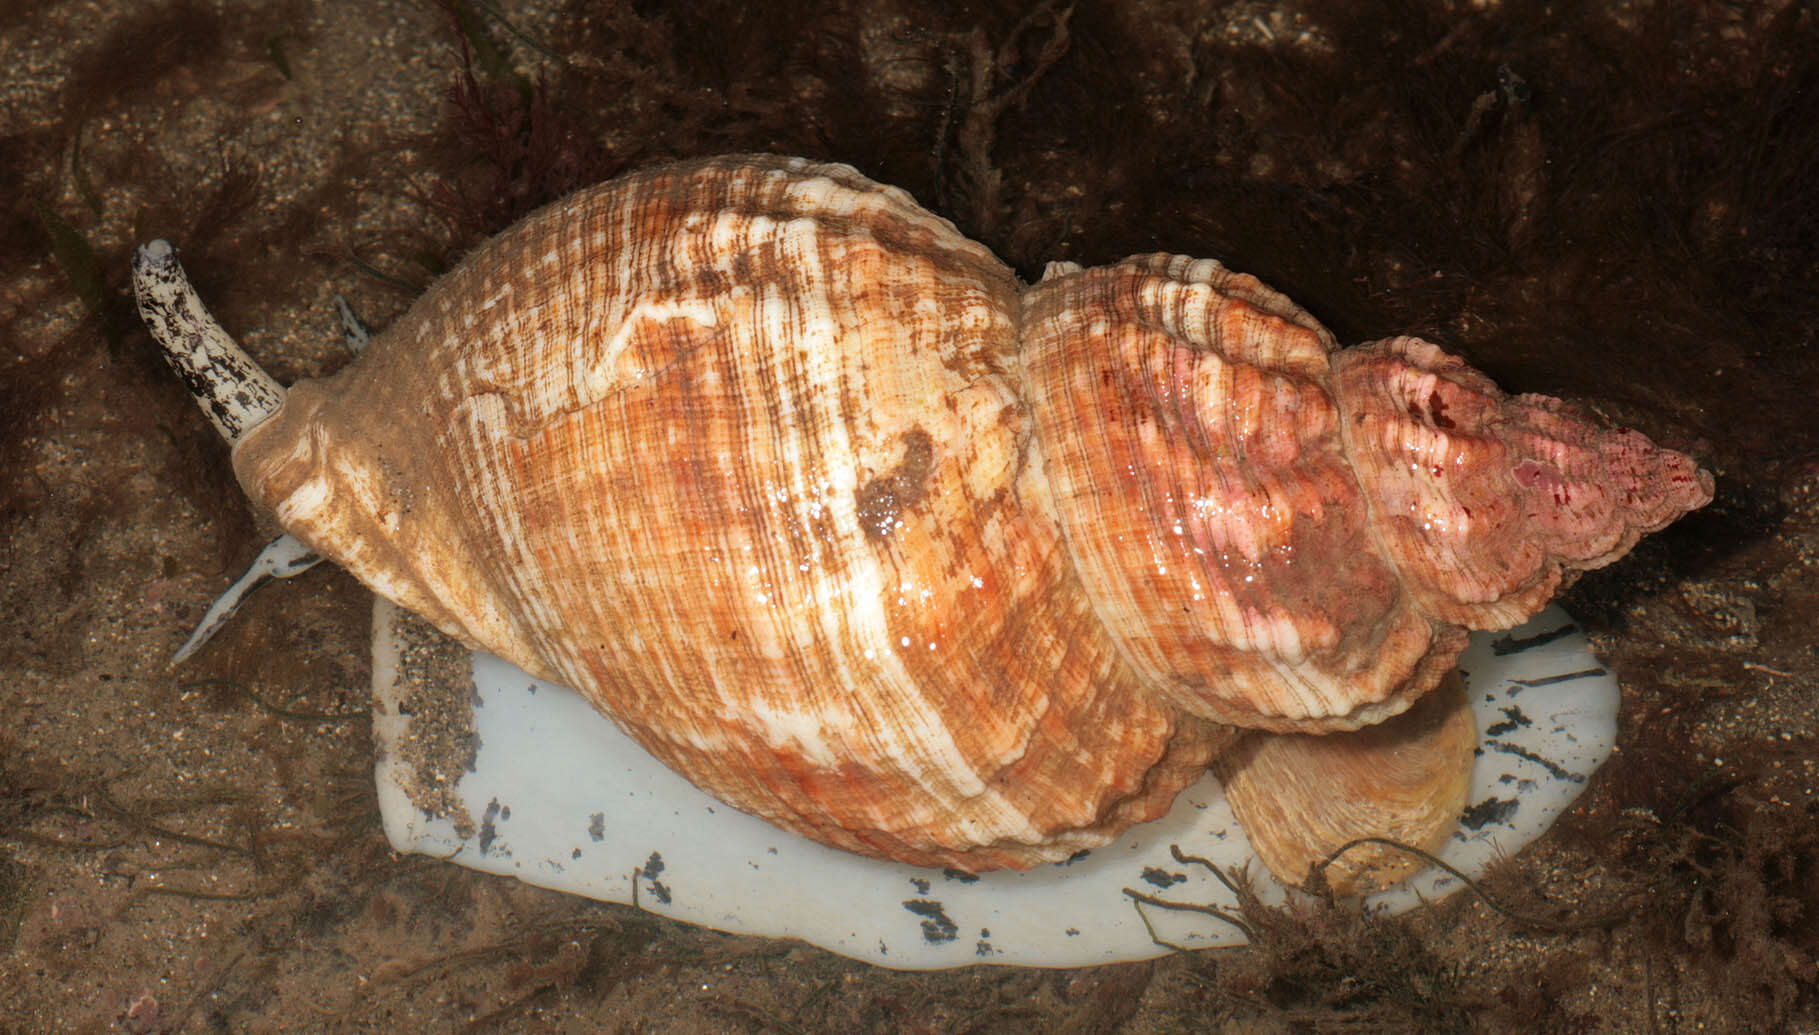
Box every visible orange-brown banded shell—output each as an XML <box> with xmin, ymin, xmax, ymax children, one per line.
<box><xmin>213</xmin><ymin>153</ymin><xmax>1712</xmax><ymax>873</ymax></box>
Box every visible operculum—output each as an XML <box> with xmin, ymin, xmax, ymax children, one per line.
<box><xmin>1217</xmin><ymin>671</ymin><xmax>1477</xmax><ymax>895</ymax></box>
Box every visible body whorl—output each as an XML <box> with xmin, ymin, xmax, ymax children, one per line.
<box><xmin>231</xmin><ymin>155</ymin><xmax>1231</xmax><ymax>868</ymax></box>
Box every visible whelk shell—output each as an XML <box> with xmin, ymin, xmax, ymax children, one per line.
<box><xmin>135</xmin><ymin>153</ymin><xmax>1712</xmax><ymax>885</ymax></box>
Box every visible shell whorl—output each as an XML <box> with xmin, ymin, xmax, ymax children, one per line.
<box><xmin>1020</xmin><ymin>255</ymin><xmax>1455</xmax><ymax>732</ymax></box>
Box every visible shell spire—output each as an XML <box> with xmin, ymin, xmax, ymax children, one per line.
<box><xmin>1331</xmin><ymin>335</ymin><xmax>1715</xmax><ymax>629</ymax></box>
<box><xmin>132</xmin><ymin>240</ymin><xmax>284</xmax><ymax>445</ymax></box>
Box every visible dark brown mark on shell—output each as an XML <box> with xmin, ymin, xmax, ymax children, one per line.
<box><xmin>856</xmin><ymin>428</ymin><xmax>935</xmax><ymax>540</ymax></box>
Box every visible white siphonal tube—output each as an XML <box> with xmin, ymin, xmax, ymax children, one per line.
<box><xmin>132</xmin><ymin>240</ymin><xmax>284</xmax><ymax>445</ymax></box>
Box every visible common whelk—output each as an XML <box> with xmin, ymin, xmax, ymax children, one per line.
<box><xmin>136</xmin><ymin>154</ymin><xmax>1712</xmax><ymax>892</ymax></box>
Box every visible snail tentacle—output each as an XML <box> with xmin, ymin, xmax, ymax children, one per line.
<box><xmin>334</xmin><ymin>295</ymin><xmax>372</xmax><ymax>352</ymax></box>
<box><xmin>171</xmin><ymin>532</ymin><xmax>323</xmax><ymax>665</ymax></box>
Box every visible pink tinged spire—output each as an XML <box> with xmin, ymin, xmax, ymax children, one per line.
<box><xmin>1331</xmin><ymin>335</ymin><xmax>1714</xmax><ymax>631</ymax></box>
